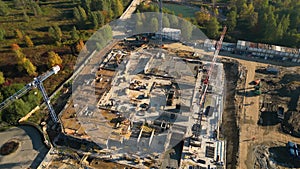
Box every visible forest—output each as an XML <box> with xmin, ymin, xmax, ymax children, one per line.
<box><xmin>137</xmin><ymin>0</ymin><xmax>300</xmax><ymax>48</ymax></box>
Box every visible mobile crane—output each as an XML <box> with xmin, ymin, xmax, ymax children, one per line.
<box><xmin>0</xmin><ymin>65</ymin><xmax>61</xmax><ymax>123</ymax></box>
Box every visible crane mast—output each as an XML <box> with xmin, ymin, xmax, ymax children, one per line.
<box><xmin>0</xmin><ymin>65</ymin><xmax>61</xmax><ymax>123</ymax></box>
<box><xmin>195</xmin><ymin>26</ymin><xmax>227</xmax><ymax>138</ymax></box>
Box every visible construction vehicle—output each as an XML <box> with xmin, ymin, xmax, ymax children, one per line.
<box><xmin>0</xmin><ymin>65</ymin><xmax>61</xmax><ymax>123</ymax></box>
<box><xmin>253</xmin><ymin>79</ymin><xmax>262</xmax><ymax>95</ymax></box>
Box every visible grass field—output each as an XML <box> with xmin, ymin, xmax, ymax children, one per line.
<box><xmin>163</xmin><ymin>3</ymin><xmax>199</xmax><ymax>18</ymax></box>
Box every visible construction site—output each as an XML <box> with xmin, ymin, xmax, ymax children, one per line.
<box><xmin>51</xmin><ymin>23</ymin><xmax>300</xmax><ymax>168</ymax></box>
<box><xmin>52</xmin><ymin>26</ymin><xmax>229</xmax><ymax>169</ymax></box>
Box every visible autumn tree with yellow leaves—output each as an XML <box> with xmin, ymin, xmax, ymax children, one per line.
<box><xmin>48</xmin><ymin>51</ymin><xmax>62</xmax><ymax>68</ymax></box>
<box><xmin>11</xmin><ymin>43</ymin><xmax>37</xmax><ymax>76</ymax></box>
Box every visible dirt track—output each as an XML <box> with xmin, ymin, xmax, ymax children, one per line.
<box><xmin>221</xmin><ymin>56</ymin><xmax>300</xmax><ymax>169</ymax></box>
<box><xmin>221</xmin><ymin>60</ymin><xmax>240</xmax><ymax>169</ymax></box>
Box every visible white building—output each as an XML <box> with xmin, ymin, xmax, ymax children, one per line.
<box><xmin>157</xmin><ymin>27</ymin><xmax>181</xmax><ymax>41</ymax></box>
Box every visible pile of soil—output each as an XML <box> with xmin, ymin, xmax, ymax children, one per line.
<box><xmin>282</xmin><ymin>111</ymin><xmax>300</xmax><ymax>137</ymax></box>
<box><xmin>253</xmin><ymin>145</ymin><xmax>276</xmax><ymax>169</ymax></box>
<box><xmin>0</xmin><ymin>140</ymin><xmax>20</xmax><ymax>155</ymax></box>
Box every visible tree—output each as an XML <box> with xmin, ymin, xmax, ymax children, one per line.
<box><xmin>180</xmin><ymin>20</ymin><xmax>193</xmax><ymax>40</ymax></box>
<box><xmin>195</xmin><ymin>8</ymin><xmax>211</xmax><ymax>25</ymax></box>
<box><xmin>206</xmin><ymin>17</ymin><xmax>220</xmax><ymax>38</ymax></box>
<box><xmin>24</xmin><ymin>35</ymin><xmax>34</xmax><ymax>47</ymax></box>
<box><xmin>73</xmin><ymin>7</ymin><xmax>81</xmax><ymax>23</ymax></box>
<box><xmin>15</xmin><ymin>29</ymin><xmax>23</xmax><ymax>40</ymax></box>
<box><xmin>169</xmin><ymin>14</ymin><xmax>179</xmax><ymax>28</ymax></box>
<box><xmin>31</xmin><ymin>2</ymin><xmax>43</xmax><ymax>16</ymax></box>
<box><xmin>238</xmin><ymin>3</ymin><xmax>258</xmax><ymax>30</ymax></box>
<box><xmin>11</xmin><ymin>44</ymin><xmax>37</xmax><ymax>76</ymax></box>
<box><xmin>2</xmin><ymin>99</ymin><xmax>30</xmax><ymax>124</ymax></box>
<box><xmin>135</xmin><ymin>21</ymin><xmax>143</xmax><ymax>33</ymax></box>
<box><xmin>262</xmin><ymin>7</ymin><xmax>277</xmax><ymax>42</ymax></box>
<box><xmin>0</xmin><ymin>27</ymin><xmax>5</xmax><ymax>41</ymax></box>
<box><xmin>0</xmin><ymin>92</ymin><xmax>3</xmax><ymax>103</ymax></box>
<box><xmin>13</xmin><ymin>0</ymin><xmax>23</xmax><ymax>9</ymax></box>
<box><xmin>91</xmin><ymin>12</ymin><xmax>98</xmax><ymax>29</ymax></box>
<box><xmin>78</xmin><ymin>6</ymin><xmax>87</xmax><ymax>22</ymax></box>
<box><xmin>74</xmin><ymin>6</ymin><xmax>87</xmax><ymax>27</ymax></box>
<box><xmin>81</xmin><ymin>0</ymin><xmax>91</xmax><ymax>13</ymax></box>
<box><xmin>76</xmin><ymin>40</ymin><xmax>86</xmax><ymax>53</ymax></box>
<box><xmin>0</xmin><ymin>0</ymin><xmax>9</xmax><ymax>16</ymax></box>
<box><xmin>162</xmin><ymin>15</ymin><xmax>170</xmax><ymax>28</ymax></box>
<box><xmin>151</xmin><ymin>18</ymin><xmax>159</xmax><ymax>32</ymax></box>
<box><xmin>226</xmin><ymin>10</ymin><xmax>237</xmax><ymax>32</ymax></box>
<box><xmin>70</xmin><ymin>26</ymin><xmax>79</xmax><ymax>42</ymax></box>
<box><xmin>48</xmin><ymin>51</ymin><xmax>62</xmax><ymax>68</ymax></box>
<box><xmin>97</xmin><ymin>11</ymin><xmax>105</xmax><ymax>27</ymax></box>
<box><xmin>11</xmin><ymin>43</ymin><xmax>21</xmax><ymax>51</ymax></box>
<box><xmin>23</xmin><ymin>11</ymin><xmax>30</xmax><ymax>22</ymax></box>
<box><xmin>48</xmin><ymin>25</ymin><xmax>62</xmax><ymax>43</ymax></box>
<box><xmin>112</xmin><ymin>0</ymin><xmax>124</xmax><ymax>17</ymax></box>
<box><xmin>24</xmin><ymin>89</ymin><xmax>42</xmax><ymax>109</ymax></box>
<box><xmin>23</xmin><ymin>58</ymin><xmax>37</xmax><ymax>76</ymax></box>
<box><xmin>0</xmin><ymin>83</ymin><xmax>24</xmax><ymax>99</ymax></box>
<box><xmin>0</xmin><ymin>71</ymin><xmax>5</xmax><ymax>85</ymax></box>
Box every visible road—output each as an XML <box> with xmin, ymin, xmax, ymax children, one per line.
<box><xmin>0</xmin><ymin>126</ymin><xmax>49</xmax><ymax>169</ymax></box>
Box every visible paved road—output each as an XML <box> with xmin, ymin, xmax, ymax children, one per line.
<box><xmin>0</xmin><ymin>126</ymin><xmax>49</xmax><ymax>169</ymax></box>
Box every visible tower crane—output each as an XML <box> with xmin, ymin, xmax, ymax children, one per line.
<box><xmin>194</xmin><ymin>26</ymin><xmax>227</xmax><ymax>138</ymax></box>
<box><xmin>0</xmin><ymin>65</ymin><xmax>61</xmax><ymax>123</ymax></box>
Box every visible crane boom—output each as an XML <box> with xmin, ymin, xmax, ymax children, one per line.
<box><xmin>0</xmin><ymin>65</ymin><xmax>61</xmax><ymax>123</ymax></box>
<box><xmin>195</xmin><ymin>26</ymin><xmax>227</xmax><ymax>137</ymax></box>
<box><xmin>0</xmin><ymin>85</ymin><xmax>33</xmax><ymax>111</ymax></box>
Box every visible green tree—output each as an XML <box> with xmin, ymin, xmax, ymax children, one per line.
<box><xmin>73</xmin><ymin>7</ymin><xmax>81</xmax><ymax>23</ymax></box>
<box><xmin>96</xmin><ymin>11</ymin><xmax>105</xmax><ymax>27</ymax></box>
<box><xmin>151</xmin><ymin>18</ymin><xmax>159</xmax><ymax>32</ymax></box>
<box><xmin>0</xmin><ymin>27</ymin><xmax>5</xmax><ymax>41</ymax></box>
<box><xmin>71</xmin><ymin>26</ymin><xmax>79</xmax><ymax>42</ymax></box>
<box><xmin>91</xmin><ymin>12</ymin><xmax>98</xmax><ymax>29</ymax></box>
<box><xmin>135</xmin><ymin>21</ymin><xmax>143</xmax><ymax>33</ymax></box>
<box><xmin>0</xmin><ymin>0</ymin><xmax>9</xmax><ymax>16</ymax></box>
<box><xmin>2</xmin><ymin>99</ymin><xmax>30</xmax><ymax>124</ymax></box>
<box><xmin>262</xmin><ymin>7</ymin><xmax>277</xmax><ymax>42</ymax></box>
<box><xmin>24</xmin><ymin>89</ymin><xmax>42</xmax><ymax>109</ymax></box>
<box><xmin>169</xmin><ymin>14</ymin><xmax>179</xmax><ymax>28</ymax></box>
<box><xmin>0</xmin><ymin>92</ymin><xmax>3</xmax><ymax>103</ymax></box>
<box><xmin>0</xmin><ymin>71</ymin><xmax>5</xmax><ymax>85</ymax></box>
<box><xmin>206</xmin><ymin>17</ymin><xmax>220</xmax><ymax>38</ymax></box>
<box><xmin>23</xmin><ymin>11</ymin><xmax>30</xmax><ymax>22</ymax></box>
<box><xmin>24</xmin><ymin>35</ymin><xmax>34</xmax><ymax>47</ymax></box>
<box><xmin>13</xmin><ymin>0</ymin><xmax>23</xmax><ymax>9</ymax></box>
<box><xmin>31</xmin><ymin>2</ymin><xmax>42</xmax><ymax>16</ymax></box>
<box><xmin>81</xmin><ymin>0</ymin><xmax>91</xmax><ymax>13</ymax></box>
<box><xmin>239</xmin><ymin>3</ymin><xmax>258</xmax><ymax>29</ymax></box>
<box><xmin>48</xmin><ymin>25</ymin><xmax>62</xmax><ymax>43</ymax></box>
<box><xmin>48</xmin><ymin>51</ymin><xmax>63</xmax><ymax>68</ymax></box>
<box><xmin>112</xmin><ymin>0</ymin><xmax>124</xmax><ymax>17</ymax></box>
<box><xmin>253</xmin><ymin>0</ymin><xmax>269</xmax><ymax>11</ymax></box>
<box><xmin>74</xmin><ymin>6</ymin><xmax>87</xmax><ymax>27</ymax></box>
<box><xmin>0</xmin><ymin>83</ymin><xmax>24</xmax><ymax>99</ymax></box>
<box><xmin>78</xmin><ymin>6</ymin><xmax>87</xmax><ymax>22</ymax></box>
<box><xmin>226</xmin><ymin>10</ymin><xmax>237</xmax><ymax>32</ymax></box>
<box><xmin>180</xmin><ymin>20</ymin><xmax>193</xmax><ymax>40</ymax></box>
<box><xmin>162</xmin><ymin>15</ymin><xmax>170</xmax><ymax>28</ymax></box>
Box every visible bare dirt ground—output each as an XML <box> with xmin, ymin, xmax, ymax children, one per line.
<box><xmin>221</xmin><ymin>56</ymin><xmax>300</xmax><ymax>169</ymax></box>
